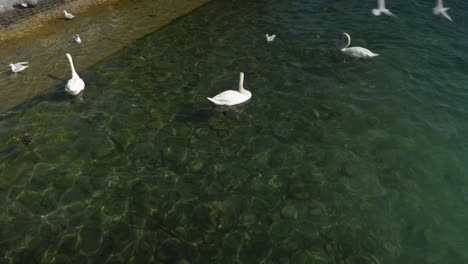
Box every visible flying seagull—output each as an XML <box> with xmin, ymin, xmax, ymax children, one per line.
<box><xmin>372</xmin><ymin>0</ymin><xmax>397</xmax><ymax>17</ymax></box>
<box><xmin>433</xmin><ymin>0</ymin><xmax>453</xmax><ymax>22</ymax></box>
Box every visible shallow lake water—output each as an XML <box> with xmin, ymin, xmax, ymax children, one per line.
<box><xmin>1</xmin><ymin>0</ymin><xmax>468</xmax><ymax>263</ymax></box>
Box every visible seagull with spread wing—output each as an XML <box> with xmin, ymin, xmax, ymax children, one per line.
<box><xmin>372</xmin><ymin>0</ymin><xmax>397</xmax><ymax>17</ymax></box>
<box><xmin>433</xmin><ymin>0</ymin><xmax>453</xmax><ymax>22</ymax></box>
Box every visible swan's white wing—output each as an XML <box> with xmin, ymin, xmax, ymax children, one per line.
<box><xmin>208</xmin><ymin>90</ymin><xmax>250</xmax><ymax>106</ymax></box>
<box><xmin>210</xmin><ymin>90</ymin><xmax>245</xmax><ymax>102</ymax></box>
<box><xmin>342</xmin><ymin>47</ymin><xmax>379</xmax><ymax>58</ymax></box>
<box><xmin>65</xmin><ymin>77</ymin><xmax>85</xmax><ymax>95</ymax></box>
<box><xmin>378</xmin><ymin>0</ymin><xmax>385</xmax><ymax>9</ymax></box>
<box><xmin>16</xmin><ymin>62</ymin><xmax>29</xmax><ymax>65</ymax></box>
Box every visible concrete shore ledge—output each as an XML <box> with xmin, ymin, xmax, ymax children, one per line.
<box><xmin>0</xmin><ymin>0</ymin><xmax>122</xmax><ymax>41</ymax></box>
<box><xmin>0</xmin><ymin>0</ymin><xmax>211</xmax><ymax>112</ymax></box>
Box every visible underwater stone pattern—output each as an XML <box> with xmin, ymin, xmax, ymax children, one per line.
<box><xmin>2</xmin><ymin>0</ymin><xmax>466</xmax><ymax>263</ymax></box>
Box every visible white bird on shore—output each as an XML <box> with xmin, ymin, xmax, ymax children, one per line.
<box><xmin>65</xmin><ymin>53</ymin><xmax>85</xmax><ymax>95</ymax></box>
<box><xmin>63</xmin><ymin>10</ymin><xmax>75</xmax><ymax>20</ymax></box>
<box><xmin>73</xmin><ymin>34</ymin><xmax>81</xmax><ymax>44</ymax></box>
<box><xmin>207</xmin><ymin>72</ymin><xmax>251</xmax><ymax>106</ymax></box>
<box><xmin>9</xmin><ymin>62</ymin><xmax>29</xmax><ymax>73</ymax></box>
<box><xmin>433</xmin><ymin>0</ymin><xmax>453</xmax><ymax>22</ymax></box>
<box><xmin>21</xmin><ymin>0</ymin><xmax>37</xmax><ymax>7</ymax></box>
<box><xmin>372</xmin><ymin>0</ymin><xmax>396</xmax><ymax>17</ymax></box>
<box><xmin>339</xmin><ymin>32</ymin><xmax>379</xmax><ymax>59</ymax></box>
<box><xmin>266</xmin><ymin>34</ymin><xmax>276</xmax><ymax>42</ymax></box>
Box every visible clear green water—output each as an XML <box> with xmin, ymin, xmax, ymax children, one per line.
<box><xmin>1</xmin><ymin>0</ymin><xmax>468</xmax><ymax>263</ymax></box>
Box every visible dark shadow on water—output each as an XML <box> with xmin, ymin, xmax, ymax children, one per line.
<box><xmin>47</xmin><ymin>73</ymin><xmax>65</xmax><ymax>81</ymax></box>
<box><xmin>103</xmin><ymin>36</ymin><xmax>131</xmax><ymax>46</ymax></box>
<box><xmin>0</xmin><ymin>82</ymin><xmax>86</xmax><ymax>120</ymax></box>
<box><xmin>175</xmin><ymin>108</ymin><xmax>212</xmax><ymax>123</ymax></box>
<box><xmin>13</xmin><ymin>4</ymin><xmax>35</xmax><ymax>10</ymax></box>
<box><xmin>173</xmin><ymin>100</ymin><xmax>250</xmax><ymax>124</ymax></box>
<box><xmin>213</xmin><ymin>100</ymin><xmax>251</xmax><ymax>113</ymax></box>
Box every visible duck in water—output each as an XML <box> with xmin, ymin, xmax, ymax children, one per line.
<box><xmin>20</xmin><ymin>132</ymin><xmax>32</xmax><ymax>145</ymax></box>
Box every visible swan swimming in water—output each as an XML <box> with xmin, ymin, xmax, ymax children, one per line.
<box><xmin>372</xmin><ymin>0</ymin><xmax>396</xmax><ymax>17</ymax></box>
<box><xmin>65</xmin><ymin>53</ymin><xmax>85</xmax><ymax>96</ymax></box>
<box><xmin>63</xmin><ymin>10</ymin><xmax>75</xmax><ymax>20</ymax></box>
<box><xmin>9</xmin><ymin>62</ymin><xmax>29</xmax><ymax>73</ymax></box>
<box><xmin>339</xmin><ymin>32</ymin><xmax>379</xmax><ymax>59</ymax></box>
<box><xmin>207</xmin><ymin>72</ymin><xmax>251</xmax><ymax>106</ymax></box>
<box><xmin>433</xmin><ymin>0</ymin><xmax>453</xmax><ymax>22</ymax></box>
<box><xmin>266</xmin><ymin>34</ymin><xmax>276</xmax><ymax>42</ymax></box>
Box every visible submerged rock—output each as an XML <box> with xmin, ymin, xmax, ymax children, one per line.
<box><xmin>78</xmin><ymin>227</ymin><xmax>102</xmax><ymax>255</ymax></box>
<box><xmin>189</xmin><ymin>159</ymin><xmax>205</xmax><ymax>173</ymax></box>
<box><xmin>162</xmin><ymin>144</ymin><xmax>188</xmax><ymax>166</ymax></box>
<box><xmin>291</xmin><ymin>250</ymin><xmax>328</xmax><ymax>264</ymax></box>
<box><xmin>281</xmin><ymin>204</ymin><xmax>298</xmax><ymax>220</ymax></box>
<box><xmin>346</xmin><ymin>255</ymin><xmax>381</xmax><ymax>264</ymax></box>
<box><xmin>157</xmin><ymin>238</ymin><xmax>199</xmax><ymax>262</ymax></box>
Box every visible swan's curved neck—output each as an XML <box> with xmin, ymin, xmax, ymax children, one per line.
<box><xmin>341</xmin><ymin>33</ymin><xmax>351</xmax><ymax>49</ymax></box>
<box><xmin>238</xmin><ymin>72</ymin><xmax>248</xmax><ymax>94</ymax></box>
<box><xmin>66</xmin><ymin>54</ymin><xmax>79</xmax><ymax>79</ymax></box>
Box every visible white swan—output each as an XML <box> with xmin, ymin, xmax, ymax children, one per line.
<box><xmin>65</xmin><ymin>53</ymin><xmax>85</xmax><ymax>96</ymax></box>
<box><xmin>433</xmin><ymin>0</ymin><xmax>453</xmax><ymax>22</ymax></box>
<box><xmin>340</xmin><ymin>32</ymin><xmax>379</xmax><ymax>59</ymax></box>
<box><xmin>63</xmin><ymin>10</ymin><xmax>75</xmax><ymax>20</ymax></box>
<box><xmin>266</xmin><ymin>34</ymin><xmax>276</xmax><ymax>42</ymax></box>
<box><xmin>372</xmin><ymin>0</ymin><xmax>396</xmax><ymax>17</ymax></box>
<box><xmin>207</xmin><ymin>72</ymin><xmax>251</xmax><ymax>106</ymax></box>
<box><xmin>9</xmin><ymin>62</ymin><xmax>29</xmax><ymax>73</ymax></box>
<box><xmin>73</xmin><ymin>34</ymin><xmax>82</xmax><ymax>44</ymax></box>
